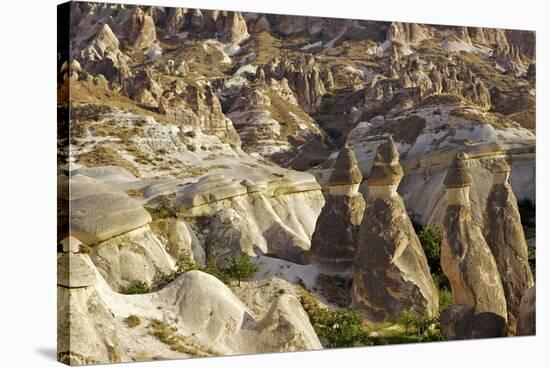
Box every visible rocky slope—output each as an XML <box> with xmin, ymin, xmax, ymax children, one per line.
<box><xmin>58</xmin><ymin>1</ymin><xmax>536</xmax><ymax>363</ymax></box>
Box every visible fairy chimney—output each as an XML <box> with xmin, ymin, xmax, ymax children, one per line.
<box><xmin>352</xmin><ymin>137</ymin><xmax>438</xmax><ymax>322</ymax></box>
<box><xmin>309</xmin><ymin>146</ymin><xmax>365</xmax><ymax>267</ymax></box>
<box><xmin>440</xmin><ymin>153</ymin><xmax>508</xmax><ymax>339</ymax></box>
<box><xmin>483</xmin><ymin>159</ymin><xmax>534</xmax><ymax>332</ymax></box>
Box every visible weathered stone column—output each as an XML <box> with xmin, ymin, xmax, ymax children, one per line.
<box><xmin>483</xmin><ymin>159</ymin><xmax>534</xmax><ymax>332</ymax></box>
<box><xmin>440</xmin><ymin>152</ymin><xmax>508</xmax><ymax>339</ymax></box>
<box><xmin>352</xmin><ymin>137</ymin><xmax>438</xmax><ymax>322</ymax></box>
<box><xmin>309</xmin><ymin>145</ymin><xmax>365</xmax><ymax>268</ymax></box>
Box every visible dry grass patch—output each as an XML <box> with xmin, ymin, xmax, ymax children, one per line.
<box><xmin>125</xmin><ymin>315</ymin><xmax>141</xmax><ymax>328</ymax></box>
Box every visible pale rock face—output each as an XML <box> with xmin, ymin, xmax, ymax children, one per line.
<box><xmin>78</xmin><ymin>24</ymin><xmax>131</xmax><ymax>85</ymax></box>
<box><xmin>58</xmin><ymin>251</ymin><xmax>97</xmax><ymax>288</ymax></box>
<box><xmin>177</xmin><ymin>167</ymin><xmax>324</xmax><ymax>264</ymax></box>
<box><xmin>57</xmin><ymin>251</ymin><xmax>122</xmax><ymax>365</ymax></box>
<box><xmin>483</xmin><ymin>161</ymin><xmax>534</xmax><ymax>331</ymax></box>
<box><xmin>90</xmin><ymin>226</ymin><xmax>173</xmax><ymax>292</ymax></box>
<box><xmin>440</xmin><ymin>154</ymin><xmax>508</xmax><ymax>338</ymax></box>
<box><xmin>254</xmin><ymin>294</ymin><xmax>322</xmax><ymax>352</ymax></box>
<box><xmin>168</xmin><ymin>219</ymin><xmax>205</xmax><ymax>265</ymax></box>
<box><xmin>126</xmin><ymin>7</ymin><xmax>157</xmax><ymax>49</ymax></box>
<box><xmin>65</xmin><ymin>175</ymin><xmax>152</xmax><ymax>245</ymax></box>
<box><xmin>222</xmin><ymin>11</ymin><xmax>249</xmax><ymax>44</ymax></box>
<box><xmin>57</xmin><ymin>285</ymin><xmax>122</xmax><ymax>365</ymax></box>
<box><xmin>516</xmin><ymin>286</ymin><xmax>536</xmax><ymax>336</ymax></box>
<box><xmin>352</xmin><ymin>138</ymin><xmax>438</xmax><ymax>322</ymax></box>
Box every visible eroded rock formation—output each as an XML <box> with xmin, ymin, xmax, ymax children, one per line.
<box><xmin>352</xmin><ymin>137</ymin><xmax>438</xmax><ymax>322</ymax></box>
<box><xmin>310</xmin><ymin>146</ymin><xmax>365</xmax><ymax>267</ymax></box>
<box><xmin>483</xmin><ymin>159</ymin><xmax>534</xmax><ymax>331</ymax></box>
<box><xmin>440</xmin><ymin>152</ymin><xmax>508</xmax><ymax>339</ymax></box>
<box><xmin>516</xmin><ymin>286</ymin><xmax>536</xmax><ymax>336</ymax></box>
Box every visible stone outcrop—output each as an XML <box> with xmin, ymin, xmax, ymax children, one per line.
<box><xmin>78</xmin><ymin>24</ymin><xmax>131</xmax><ymax>85</ymax></box>
<box><xmin>258</xmin><ymin>54</ymin><xmax>327</xmax><ymax>113</ymax></box>
<box><xmin>158</xmin><ymin>83</ymin><xmax>241</xmax><ymax>147</ymax></box>
<box><xmin>386</xmin><ymin>22</ymin><xmax>431</xmax><ymax>52</ymax></box>
<box><xmin>125</xmin><ymin>7</ymin><xmax>157</xmax><ymax>49</ymax></box>
<box><xmin>63</xmin><ymin>175</ymin><xmax>152</xmax><ymax>245</ymax></box>
<box><xmin>352</xmin><ymin>137</ymin><xmax>438</xmax><ymax>322</ymax></box>
<box><xmin>57</xmin><ymin>238</ymin><xmax>122</xmax><ymax>365</ymax></box>
<box><xmin>310</xmin><ymin>146</ymin><xmax>365</xmax><ymax>267</ymax></box>
<box><xmin>177</xmin><ymin>166</ymin><xmax>324</xmax><ymax>265</ymax></box>
<box><xmin>90</xmin><ymin>225</ymin><xmax>173</xmax><ymax>292</ymax></box>
<box><xmin>58</xmin><ymin>243</ymin><xmax>322</xmax><ymax>364</ymax></box>
<box><xmin>483</xmin><ymin>160</ymin><xmax>534</xmax><ymax>331</ymax></box>
<box><xmin>221</xmin><ymin>11</ymin><xmax>249</xmax><ymax>44</ymax></box>
<box><xmin>168</xmin><ymin>219</ymin><xmax>205</xmax><ymax>265</ymax></box>
<box><xmin>516</xmin><ymin>286</ymin><xmax>536</xmax><ymax>336</ymax></box>
<box><xmin>440</xmin><ymin>152</ymin><xmax>508</xmax><ymax>339</ymax></box>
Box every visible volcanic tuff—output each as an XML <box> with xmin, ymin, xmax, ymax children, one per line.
<box><xmin>352</xmin><ymin>137</ymin><xmax>438</xmax><ymax>322</ymax></box>
<box><xmin>58</xmin><ymin>1</ymin><xmax>536</xmax><ymax>363</ymax></box>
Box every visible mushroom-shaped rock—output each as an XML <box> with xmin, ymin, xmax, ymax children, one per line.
<box><xmin>483</xmin><ymin>159</ymin><xmax>534</xmax><ymax>332</ymax></box>
<box><xmin>352</xmin><ymin>137</ymin><xmax>438</xmax><ymax>322</ymax></box>
<box><xmin>441</xmin><ymin>153</ymin><xmax>508</xmax><ymax>339</ymax></box>
<box><xmin>310</xmin><ymin>146</ymin><xmax>365</xmax><ymax>267</ymax></box>
<box><xmin>367</xmin><ymin>136</ymin><xmax>404</xmax><ymax>187</ymax></box>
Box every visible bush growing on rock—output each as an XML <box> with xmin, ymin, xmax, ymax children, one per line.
<box><xmin>154</xmin><ymin>251</ymin><xmax>259</xmax><ymax>289</ymax></box>
<box><xmin>300</xmin><ymin>295</ymin><xmax>372</xmax><ymax>348</ymax></box>
<box><xmin>416</xmin><ymin>223</ymin><xmax>451</xmax><ymax>291</ymax></box>
<box><xmin>124</xmin><ymin>281</ymin><xmax>151</xmax><ymax>295</ymax></box>
<box><xmin>223</xmin><ymin>256</ymin><xmax>259</xmax><ymax>286</ymax></box>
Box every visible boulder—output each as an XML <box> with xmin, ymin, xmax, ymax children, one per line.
<box><xmin>483</xmin><ymin>160</ymin><xmax>534</xmax><ymax>331</ymax></box>
<box><xmin>441</xmin><ymin>153</ymin><xmax>508</xmax><ymax>338</ymax></box>
<box><xmin>441</xmin><ymin>305</ymin><xmax>507</xmax><ymax>340</ymax></box>
<box><xmin>352</xmin><ymin>137</ymin><xmax>438</xmax><ymax>322</ymax></box>
<box><xmin>67</xmin><ymin>176</ymin><xmax>152</xmax><ymax>246</ymax></box>
<box><xmin>516</xmin><ymin>286</ymin><xmax>536</xmax><ymax>336</ymax></box>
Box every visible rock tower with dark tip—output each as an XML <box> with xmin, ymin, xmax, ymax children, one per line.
<box><xmin>351</xmin><ymin>136</ymin><xmax>438</xmax><ymax>322</ymax></box>
<box><xmin>309</xmin><ymin>145</ymin><xmax>365</xmax><ymax>267</ymax></box>
<box><xmin>440</xmin><ymin>152</ymin><xmax>508</xmax><ymax>339</ymax></box>
<box><xmin>483</xmin><ymin>159</ymin><xmax>534</xmax><ymax>332</ymax></box>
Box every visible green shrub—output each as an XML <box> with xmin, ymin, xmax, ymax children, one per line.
<box><xmin>417</xmin><ymin>224</ymin><xmax>451</xmax><ymax>291</ymax></box>
<box><xmin>222</xmin><ymin>256</ymin><xmax>259</xmax><ymax>286</ymax></box>
<box><xmin>438</xmin><ymin>288</ymin><xmax>453</xmax><ymax>310</ymax></box>
<box><xmin>300</xmin><ymin>296</ymin><xmax>372</xmax><ymax>348</ymax></box>
<box><xmin>398</xmin><ymin>310</ymin><xmax>446</xmax><ymax>342</ymax></box>
<box><xmin>528</xmin><ymin>246</ymin><xmax>536</xmax><ymax>280</ymax></box>
<box><xmin>153</xmin><ymin>251</ymin><xmax>258</xmax><ymax>289</ymax></box>
<box><xmin>124</xmin><ymin>281</ymin><xmax>151</xmax><ymax>295</ymax></box>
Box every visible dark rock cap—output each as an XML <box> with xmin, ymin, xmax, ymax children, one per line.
<box><xmin>488</xmin><ymin>159</ymin><xmax>511</xmax><ymax>173</ymax></box>
<box><xmin>444</xmin><ymin>152</ymin><xmax>472</xmax><ymax>188</ymax></box>
<box><xmin>368</xmin><ymin>136</ymin><xmax>404</xmax><ymax>186</ymax></box>
<box><xmin>329</xmin><ymin>145</ymin><xmax>363</xmax><ymax>186</ymax></box>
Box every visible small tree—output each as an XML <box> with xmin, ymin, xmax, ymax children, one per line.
<box><xmin>223</xmin><ymin>256</ymin><xmax>259</xmax><ymax>286</ymax></box>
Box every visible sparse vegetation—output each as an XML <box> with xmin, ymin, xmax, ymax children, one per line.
<box><xmin>124</xmin><ymin>281</ymin><xmax>151</xmax><ymax>295</ymax></box>
<box><xmin>148</xmin><ymin>319</ymin><xmax>217</xmax><ymax>357</ymax></box>
<box><xmin>300</xmin><ymin>293</ymin><xmax>372</xmax><ymax>348</ymax></box>
<box><xmin>222</xmin><ymin>256</ymin><xmax>260</xmax><ymax>286</ymax></box>
<box><xmin>153</xmin><ymin>251</ymin><xmax>259</xmax><ymax>289</ymax></box>
<box><xmin>125</xmin><ymin>315</ymin><xmax>141</xmax><ymax>328</ymax></box>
